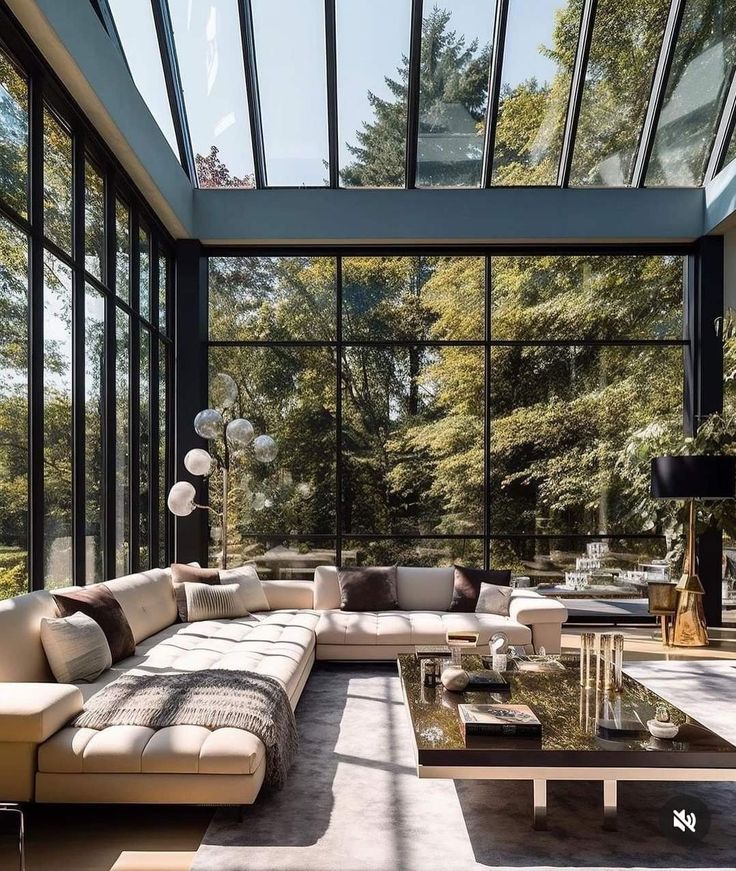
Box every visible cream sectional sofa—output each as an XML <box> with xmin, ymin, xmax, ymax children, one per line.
<box><xmin>0</xmin><ymin>565</ymin><xmax>566</xmax><ymax>805</ymax></box>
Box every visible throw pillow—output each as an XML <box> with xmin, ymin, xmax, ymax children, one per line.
<box><xmin>40</xmin><ymin>612</ymin><xmax>112</xmax><ymax>683</ymax></box>
<box><xmin>475</xmin><ymin>582</ymin><xmax>513</xmax><ymax>617</ymax></box>
<box><xmin>449</xmin><ymin>566</ymin><xmax>512</xmax><ymax>613</ymax></box>
<box><xmin>171</xmin><ymin>563</ymin><xmax>221</xmax><ymax>622</ymax></box>
<box><xmin>337</xmin><ymin>566</ymin><xmax>399</xmax><ymax>611</ymax></box>
<box><xmin>53</xmin><ymin>584</ymin><xmax>135</xmax><ymax>663</ymax></box>
<box><xmin>184</xmin><ymin>582</ymin><xmax>252</xmax><ymax>622</ymax></box>
<box><xmin>219</xmin><ymin>566</ymin><xmax>270</xmax><ymax>612</ymax></box>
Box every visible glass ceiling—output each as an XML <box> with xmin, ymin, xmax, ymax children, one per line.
<box><xmin>95</xmin><ymin>0</ymin><xmax>736</xmax><ymax>189</ymax></box>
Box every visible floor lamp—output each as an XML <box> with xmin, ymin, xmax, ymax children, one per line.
<box><xmin>651</xmin><ymin>455</ymin><xmax>736</xmax><ymax>647</ymax></box>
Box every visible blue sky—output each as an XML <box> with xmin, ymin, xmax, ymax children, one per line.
<box><xmin>109</xmin><ymin>0</ymin><xmax>562</xmax><ymax>186</ymax></box>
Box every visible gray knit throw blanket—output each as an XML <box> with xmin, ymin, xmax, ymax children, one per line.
<box><xmin>72</xmin><ymin>669</ymin><xmax>297</xmax><ymax>789</ymax></box>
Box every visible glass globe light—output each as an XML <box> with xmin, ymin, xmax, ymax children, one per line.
<box><xmin>184</xmin><ymin>448</ymin><xmax>213</xmax><ymax>476</ymax></box>
<box><xmin>193</xmin><ymin>408</ymin><xmax>223</xmax><ymax>440</ymax></box>
<box><xmin>253</xmin><ymin>434</ymin><xmax>278</xmax><ymax>463</ymax></box>
<box><xmin>226</xmin><ymin>417</ymin><xmax>255</xmax><ymax>447</ymax></box>
<box><xmin>167</xmin><ymin>481</ymin><xmax>196</xmax><ymax>517</ymax></box>
<box><xmin>296</xmin><ymin>481</ymin><xmax>314</xmax><ymax>499</ymax></box>
<box><xmin>252</xmin><ymin>492</ymin><xmax>266</xmax><ymax>511</ymax></box>
<box><xmin>210</xmin><ymin>372</ymin><xmax>238</xmax><ymax>410</ymax></box>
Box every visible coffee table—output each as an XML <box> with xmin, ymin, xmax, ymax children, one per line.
<box><xmin>397</xmin><ymin>653</ymin><xmax>736</xmax><ymax>830</ymax></box>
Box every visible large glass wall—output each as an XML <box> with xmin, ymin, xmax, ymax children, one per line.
<box><xmin>207</xmin><ymin>251</ymin><xmax>686</xmax><ymax>600</ymax></box>
<box><xmin>0</xmin><ymin>31</ymin><xmax>173</xmax><ymax>599</ymax></box>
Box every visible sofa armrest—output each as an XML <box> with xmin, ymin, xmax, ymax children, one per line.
<box><xmin>508</xmin><ymin>590</ymin><xmax>568</xmax><ymax>626</ymax></box>
<box><xmin>0</xmin><ymin>683</ymin><xmax>83</xmax><ymax>743</ymax></box>
<box><xmin>261</xmin><ymin>580</ymin><xmax>314</xmax><ymax>611</ymax></box>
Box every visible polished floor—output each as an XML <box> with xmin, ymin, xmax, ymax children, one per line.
<box><xmin>3</xmin><ymin>624</ymin><xmax>734</xmax><ymax>871</ymax></box>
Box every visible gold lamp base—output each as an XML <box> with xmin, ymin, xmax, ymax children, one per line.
<box><xmin>672</xmin><ymin>500</ymin><xmax>709</xmax><ymax>648</ymax></box>
<box><xmin>672</xmin><ymin>582</ymin><xmax>709</xmax><ymax>647</ymax></box>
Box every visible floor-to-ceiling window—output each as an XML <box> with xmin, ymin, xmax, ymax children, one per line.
<box><xmin>206</xmin><ymin>251</ymin><xmax>686</xmax><ymax>605</ymax></box>
<box><xmin>0</xmin><ymin>26</ymin><xmax>173</xmax><ymax>599</ymax></box>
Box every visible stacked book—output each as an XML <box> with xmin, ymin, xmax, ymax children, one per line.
<box><xmin>459</xmin><ymin>704</ymin><xmax>542</xmax><ymax>742</ymax></box>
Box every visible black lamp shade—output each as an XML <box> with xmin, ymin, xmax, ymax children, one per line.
<box><xmin>651</xmin><ymin>455</ymin><xmax>736</xmax><ymax>500</ymax></box>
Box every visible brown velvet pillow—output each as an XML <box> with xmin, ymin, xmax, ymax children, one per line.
<box><xmin>337</xmin><ymin>566</ymin><xmax>399</xmax><ymax>611</ymax></box>
<box><xmin>449</xmin><ymin>565</ymin><xmax>512</xmax><ymax>613</ymax></box>
<box><xmin>171</xmin><ymin>563</ymin><xmax>221</xmax><ymax>622</ymax></box>
<box><xmin>53</xmin><ymin>585</ymin><xmax>135</xmax><ymax>664</ymax></box>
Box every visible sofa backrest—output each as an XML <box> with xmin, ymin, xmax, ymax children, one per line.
<box><xmin>0</xmin><ymin>589</ymin><xmax>58</xmax><ymax>682</ymax></box>
<box><xmin>314</xmin><ymin>565</ymin><xmax>454</xmax><ymax>611</ymax></box>
<box><xmin>104</xmin><ymin>568</ymin><xmax>177</xmax><ymax>644</ymax></box>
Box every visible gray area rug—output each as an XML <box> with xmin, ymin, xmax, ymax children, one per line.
<box><xmin>194</xmin><ymin>662</ymin><xmax>736</xmax><ymax>871</ymax></box>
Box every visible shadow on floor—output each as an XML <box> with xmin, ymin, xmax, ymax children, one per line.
<box><xmin>457</xmin><ymin>778</ymin><xmax>736</xmax><ymax>868</ymax></box>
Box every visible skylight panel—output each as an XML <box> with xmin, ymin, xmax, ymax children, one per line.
<box><xmin>490</xmin><ymin>0</ymin><xmax>571</xmax><ymax>186</ymax></box>
<box><xmin>168</xmin><ymin>0</ymin><xmax>256</xmax><ymax>188</ymax></box>
<box><xmin>646</xmin><ymin>0</ymin><xmax>736</xmax><ymax>186</ymax></box>
<box><xmin>107</xmin><ymin>0</ymin><xmax>180</xmax><ymax>161</ymax></box>
<box><xmin>570</xmin><ymin>0</ymin><xmax>671</xmax><ymax>187</ymax></box>
<box><xmin>336</xmin><ymin>0</ymin><xmax>411</xmax><ymax>188</ymax></box>
<box><xmin>416</xmin><ymin>0</ymin><xmax>495</xmax><ymax>188</ymax></box>
<box><xmin>251</xmin><ymin>0</ymin><xmax>329</xmax><ymax>187</ymax></box>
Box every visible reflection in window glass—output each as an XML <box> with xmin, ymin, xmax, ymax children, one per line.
<box><xmin>140</xmin><ymin>328</ymin><xmax>150</xmax><ymax>569</ymax></box>
<box><xmin>492</xmin><ymin>0</ymin><xmax>573</xmax><ymax>185</ymax></box>
<box><xmin>207</xmin><ymin>346</ymin><xmax>336</xmax><ymax>562</ymax></box>
<box><xmin>43</xmin><ymin>107</ymin><xmax>73</xmax><ymax>253</ymax></box>
<box><xmin>490</xmin><ymin>537</ymin><xmax>667</xmax><ymax>590</ymax></box>
<box><xmin>43</xmin><ymin>252</ymin><xmax>73</xmax><ymax>588</ymax></box>
<box><xmin>647</xmin><ymin>0</ymin><xmax>736</xmax><ymax>186</ymax></box>
<box><xmin>208</xmin><ymin>256</ymin><xmax>337</xmax><ymax>341</ymax></box>
<box><xmin>0</xmin><ymin>218</ymin><xmax>29</xmax><ymax>599</ymax></box>
<box><xmin>158</xmin><ymin>341</ymin><xmax>168</xmax><ymax>566</ymax></box>
<box><xmin>571</xmin><ymin>0</ymin><xmax>671</xmax><ymax>186</ymax></box>
<box><xmin>169</xmin><ymin>0</ymin><xmax>255</xmax><ymax>188</ymax></box>
<box><xmin>416</xmin><ymin>2</ymin><xmax>494</xmax><ymax>187</ymax></box>
<box><xmin>0</xmin><ymin>50</ymin><xmax>29</xmax><ymax>218</ymax></box>
<box><xmin>219</xmin><ymin>538</ymin><xmax>337</xmax><ymax>577</ymax></box>
<box><xmin>115</xmin><ymin>309</ymin><xmax>130</xmax><ymax>575</ymax></box>
<box><xmin>489</xmin><ymin>345</ymin><xmax>683</xmax><ymax>536</ymax></box>
<box><xmin>341</xmin><ymin>346</ymin><xmax>484</xmax><ymax>536</ymax></box>
<box><xmin>107</xmin><ymin>0</ymin><xmax>180</xmax><ymax>159</ymax></box>
<box><xmin>84</xmin><ymin>159</ymin><xmax>105</xmax><ymax>280</ymax></box>
<box><xmin>336</xmin><ymin>0</ymin><xmax>411</xmax><ymax>187</ymax></box>
<box><xmin>343</xmin><ymin>538</ymin><xmax>484</xmax><ymax>568</ymax></box>
<box><xmin>158</xmin><ymin>252</ymin><xmax>168</xmax><ymax>333</ymax></box>
<box><xmin>139</xmin><ymin>226</ymin><xmax>150</xmax><ymax>320</ymax></box>
<box><xmin>342</xmin><ymin>256</ymin><xmax>484</xmax><ymax>341</ymax></box>
<box><xmin>85</xmin><ymin>286</ymin><xmax>105</xmax><ymax>582</ymax></box>
<box><xmin>115</xmin><ymin>199</ymin><xmax>130</xmax><ymax>302</ymax></box>
<box><xmin>251</xmin><ymin>0</ymin><xmax>329</xmax><ymax>186</ymax></box>
<box><xmin>490</xmin><ymin>254</ymin><xmax>683</xmax><ymax>340</ymax></box>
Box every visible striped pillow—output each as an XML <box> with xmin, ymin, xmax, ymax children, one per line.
<box><xmin>40</xmin><ymin>612</ymin><xmax>112</xmax><ymax>683</ymax></box>
<box><xmin>184</xmin><ymin>582</ymin><xmax>252</xmax><ymax>622</ymax></box>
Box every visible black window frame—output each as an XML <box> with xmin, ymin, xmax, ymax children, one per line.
<box><xmin>0</xmin><ymin>4</ymin><xmax>175</xmax><ymax>591</ymax></box>
<box><xmin>202</xmin><ymin>243</ymin><xmax>697</xmax><ymax>581</ymax></box>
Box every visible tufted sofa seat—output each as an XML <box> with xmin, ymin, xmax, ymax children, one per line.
<box><xmin>0</xmin><ymin>564</ymin><xmax>566</xmax><ymax>805</ymax></box>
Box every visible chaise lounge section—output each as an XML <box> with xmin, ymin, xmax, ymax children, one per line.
<box><xmin>0</xmin><ymin>565</ymin><xmax>566</xmax><ymax>806</ymax></box>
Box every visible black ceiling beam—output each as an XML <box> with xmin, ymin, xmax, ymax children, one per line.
<box><xmin>405</xmin><ymin>0</ymin><xmax>424</xmax><ymax>189</ymax></box>
<box><xmin>631</xmin><ymin>0</ymin><xmax>686</xmax><ymax>188</ymax></box>
<box><xmin>325</xmin><ymin>0</ymin><xmax>339</xmax><ymax>188</ymax></box>
<box><xmin>150</xmin><ymin>0</ymin><xmax>196</xmax><ymax>183</ymax></box>
<box><xmin>557</xmin><ymin>0</ymin><xmax>597</xmax><ymax>187</ymax></box>
<box><xmin>481</xmin><ymin>0</ymin><xmax>509</xmax><ymax>188</ymax></box>
<box><xmin>705</xmin><ymin>70</ymin><xmax>736</xmax><ymax>182</ymax></box>
<box><xmin>237</xmin><ymin>0</ymin><xmax>267</xmax><ymax>189</ymax></box>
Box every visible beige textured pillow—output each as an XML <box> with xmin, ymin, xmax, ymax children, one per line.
<box><xmin>184</xmin><ymin>582</ymin><xmax>253</xmax><ymax>622</ymax></box>
<box><xmin>475</xmin><ymin>582</ymin><xmax>513</xmax><ymax>617</ymax></box>
<box><xmin>40</xmin><ymin>612</ymin><xmax>112</xmax><ymax>683</ymax></box>
<box><xmin>219</xmin><ymin>565</ymin><xmax>269</xmax><ymax>612</ymax></box>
